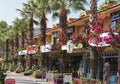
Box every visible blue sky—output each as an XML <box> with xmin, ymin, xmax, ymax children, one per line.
<box><xmin>0</xmin><ymin>0</ymin><xmax>105</xmax><ymax>27</ymax></box>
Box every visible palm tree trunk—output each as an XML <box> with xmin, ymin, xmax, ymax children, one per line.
<box><xmin>89</xmin><ymin>0</ymin><xmax>97</xmax><ymax>23</ymax></box>
<box><xmin>89</xmin><ymin>0</ymin><xmax>98</xmax><ymax>78</ymax></box>
<box><xmin>21</xmin><ymin>32</ymin><xmax>25</xmax><ymax>48</ymax></box>
<box><xmin>5</xmin><ymin>39</ymin><xmax>9</xmax><ymax>61</ymax></box>
<box><xmin>90</xmin><ymin>47</ymin><xmax>99</xmax><ymax>78</ymax></box>
<box><xmin>29</xmin><ymin>17</ymin><xmax>34</xmax><ymax>40</ymax></box>
<box><xmin>15</xmin><ymin>33</ymin><xmax>19</xmax><ymax>52</ymax></box>
<box><xmin>40</xmin><ymin>13</ymin><xmax>47</xmax><ymax>67</ymax></box>
<box><xmin>29</xmin><ymin>17</ymin><xmax>34</xmax><ymax>69</ymax></box>
<box><xmin>59</xmin><ymin>7</ymin><xmax>68</xmax><ymax>36</ymax></box>
<box><xmin>11</xmin><ymin>39</ymin><xmax>14</xmax><ymax>54</ymax></box>
<box><xmin>59</xmin><ymin>7</ymin><xmax>68</xmax><ymax>73</ymax></box>
<box><xmin>40</xmin><ymin>12</ymin><xmax>47</xmax><ymax>45</ymax></box>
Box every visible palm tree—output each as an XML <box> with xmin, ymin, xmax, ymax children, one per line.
<box><xmin>8</xmin><ymin>26</ymin><xmax>15</xmax><ymax>56</ymax></box>
<box><xmin>17</xmin><ymin>0</ymin><xmax>38</xmax><ymax>69</ymax></box>
<box><xmin>33</xmin><ymin>0</ymin><xmax>51</xmax><ymax>68</ymax></box>
<box><xmin>16</xmin><ymin>18</ymin><xmax>28</xmax><ymax>49</ymax></box>
<box><xmin>49</xmin><ymin>0</ymin><xmax>87</xmax><ymax>36</ymax></box>
<box><xmin>89</xmin><ymin>0</ymin><xmax>98</xmax><ymax>78</ymax></box>
<box><xmin>17</xmin><ymin>0</ymin><xmax>35</xmax><ymax>41</ymax></box>
<box><xmin>49</xmin><ymin>0</ymin><xmax>87</xmax><ymax>72</ymax></box>
<box><xmin>0</xmin><ymin>20</ymin><xmax>10</xmax><ymax>60</ymax></box>
<box><xmin>34</xmin><ymin>0</ymin><xmax>50</xmax><ymax>45</ymax></box>
<box><xmin>12</xmin><ymin>18</ymin><xmax>23</xmax><ymax>53</ymax></box>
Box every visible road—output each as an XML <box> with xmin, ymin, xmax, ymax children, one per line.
<box><xmin>5</xmin><ymin>71</ymin><xmax>54</xmax><ymax>84</ymax></box>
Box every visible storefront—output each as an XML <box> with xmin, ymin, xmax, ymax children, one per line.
<box><xmin>111</xmin><ymin>10</ymin><xmax>120</xmax><ymax>32</ymax></box>
<box><xmin>102</xmin><ymin>50</ymin><xmax>119</xmax><ymax>84</ymax></box>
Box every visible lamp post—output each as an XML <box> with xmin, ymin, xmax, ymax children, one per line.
<box><xmin>66</xmin><ymin>40</ymin><xmax>74</xmax><ymax>73</ymax></box>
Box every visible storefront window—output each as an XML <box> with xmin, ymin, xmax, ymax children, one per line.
<box><xmin>111</xmin><ymin>11</ymin><xmax>120</xmax><ymax>32</ymax></box>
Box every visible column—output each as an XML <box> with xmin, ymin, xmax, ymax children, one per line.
<box><xmin>83</xmin><ymin>53</ymin><xmax>87</xmax><ymax>77</ymax></box>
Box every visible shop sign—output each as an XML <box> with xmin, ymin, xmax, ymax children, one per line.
<box><xmin>26</xmin><ymin>45</ymin><xmax>37</xmax><ymax>54</ymax></box>
<box><xmin>5</xmin><ymin>77</ymin><xmax>15</xmax><ymax>84</ymax></box>
<box><xmin>111</xmin><ymin>21</ymin><xmax>116</xmax><ymax>31</ymax></box>
<box><xmin>28</xmin><ymin>50</ymin><xmax>36</xmax><ymax>54</ymax></box>
<box><xmin>40</xmin><ymin>44</ymin><xmax>52</xmax><ymax>52</ymax></box>
<box><xmin>63</xmin><ymin>74</ymin><xmax>72</xmax><ymax>83</ymax></box>
<box><xmin>74</xmin><ymin>43</ymin><xmax>83</xmax><ymax>49</ymax></box>
<box><xmin>61</xmin><ymin>45</ymin><xmax>67</xmax><ymax>50</ymax></box>
<box><xmin>111</xmin><ymin>11</ymin><xmax>120</xmax><ymax>21</ymax></box>
<box><xmin>46</xmin><ymin>73</ymin><xmax>53</xmax><ymax>79</ymax></box>
<box><xmin>18</xmin><ymin>50</ymin><xmax>27</xmax><ymax>55</ymax></box>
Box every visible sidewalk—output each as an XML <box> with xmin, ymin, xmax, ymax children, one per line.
<box><xmin>6</xmin><ymin>71</ymin><xmax>54</xmax><ymax>84</ymax></box>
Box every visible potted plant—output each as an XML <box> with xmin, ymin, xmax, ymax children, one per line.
<box><xmin>32</xmin><ymin>70</ymin><xmax>42</xmax><ymax>78</ymax></box>
<box><xmin>90</xmin><ymin>78</ymin><xmax>96</xmax><ymax>84</ymax></box>
<box><xmin>24</xmin><ymin>66</ymin><xmax>33</xmax><ymax>76</ymax></box>
<box><xmin>0</xmin><ymin>69</ymin><xmax>7</xmax><ymax>84</ymax></box>
<box><xmin>16</xmin><ymin>66</ymin><xmax>21</xmax><ymax>73</ymax></box>
<box><xmin>9</xmin><ymin>62</ymin><xmax>17</xmax><ymax>71</ymax></box>
<box><xmin>24</xmin><ymin>69</ymin><xmax>33</xmax><ymax>76</ymax></box>
<box><xmin>80</xmin><ymin>77</ymin><xmax>88</xmax><ymax>84</ymax></box>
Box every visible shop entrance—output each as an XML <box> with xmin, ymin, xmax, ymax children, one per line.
<box><xmin>103</xmin><ymin>56</ymin><xmax>118</xmax><ymax>84</ymax></box>
<box><xmin>71</xmin><ymin>55</ymin><xmax>82</xmax><ymax>77</ymax></box>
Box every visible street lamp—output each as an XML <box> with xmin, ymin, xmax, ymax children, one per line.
<box><xmin>66</xmin><ymin>40</ymin><xmax>74</xmax><ymax>73</ymax></box>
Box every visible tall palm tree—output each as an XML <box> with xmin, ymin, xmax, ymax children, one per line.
<box><xmin>49</xmin><ymin>0</ymin><xmax>87</xmax><ymax>72</ymax></box>
<box><xmin>89</xmin><ymin>0</ymin><xmax>98</xmax><ymax>78</ymax></box>
<box><xmin>12</xmin><ymin>18</ymin><xmax>24</xmax><ymax>53</ymax></box>
<box><xmin>8</xmin><ymin>26</ymin><xmax>15</xmax><ymax>56</ymax></box>
<box><xmin>0</xmin><ymin>20</ymin><xmax>10</xmax><ymax>60</ymax></box>
<box><xmin>16</xmin><ymin>18</ymin><xmax>28</xmax><ymax>49</ymax></box>
<box><xmin>33</xmin><ymin>0</ymin><xmax>51</xmax><ymax>68</ymax></box>
<box><xmin>49</xmin><ymin>0</ymin><xmax>87</xmax><ymax>36</ymax></box>
<box><xmin>34</xmin><ymin>0</ymin><xmax>50</xmax><ymax>45</ymax></box>
<box><xmin>17</xmin><ymin>1</ymin><xmax>38</xmax><ymax>69</ymax></box>
<box><xmin>17</xmin><ymin>0</ymin><xmax>35</xmax><ymax>41</ymax></box>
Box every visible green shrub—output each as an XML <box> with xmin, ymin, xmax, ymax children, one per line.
<box><xmin>53</xmin><ymin>73</ymin><xmax>63</xmax><ymax>78</ymax></box>
<box><xmin>32</xmin><ymin>70</ymin><xmax>42</xmax><ymax>78</ymax></box>
<box><xmin>0</xmin><ymin>70</ymin><xmax>7</xmax><ymax>84</ymax></box>
<box><xmin>24</xmin><ymin>69</ymin><xmax>33</xmax><ymax>75</ymax></box>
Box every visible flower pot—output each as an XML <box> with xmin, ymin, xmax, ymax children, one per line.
<box><xmin>35</xmin><ymin>75</ymin><xmax>42</xmax><ymax>79</ymax></box>
<box><xmin>90</xmin><ymin>80</ymin><xmax>96</xmax><ymax>84</ymax></box>
<box><xmin>81</xmin><ymin>80</ymin><xmax>87</xmax><ymax>84</ymax></box>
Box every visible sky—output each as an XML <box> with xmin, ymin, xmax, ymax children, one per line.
<box><xmin>0</xmin><ymin>0</ymin><xmax>105</xmax><ymax>28</ymax></box>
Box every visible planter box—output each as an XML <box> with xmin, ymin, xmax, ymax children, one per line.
<box><xmin>47</xmin><ymin>79</ymin><xmax>54</xmax><ymax>83</ymax></box>
<box><xmin>54</xmin><ymin>78</ymin><xmax>63</xmax><ymax>84</ymax></box>
<box><xmin>24</xmin><ymin>73</ymin><xmax>31</xmax><ymax>76</ymax></box>
<box><xmin>81</xmin><ymin>80</ymin><xmax>88</xmax><ymax>84</ymax></box>
<box><xmin>72</xmin><ymin>78</ymin><xmax>80</xmax><ymax>84</ymax></box>
<box><xmin>16</xmin><ymin>71</ymin><xmax>21</xmax><ymax>73</ymax></box>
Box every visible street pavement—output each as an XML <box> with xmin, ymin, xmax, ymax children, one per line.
<box><xmin>5</xmin><ymin>71</ymin><xmax>54</xmax><ymax>84</ymax></box>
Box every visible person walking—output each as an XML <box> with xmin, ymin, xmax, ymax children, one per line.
<box><xmin>103</xmin><ymin>61</ymin><xmax>110</xmax><ymax>84</ymax></box>
<box><xmin>78</xmin><ymin>60</ymin><xmax>83</xmax><ymax>77</ymax></box>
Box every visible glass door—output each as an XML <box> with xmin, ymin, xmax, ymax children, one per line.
<box><xmin>103</xmin><ymin>57</ymin><xmax>118</xmax><ymax>84</ymax></box>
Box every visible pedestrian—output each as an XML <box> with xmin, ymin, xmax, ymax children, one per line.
<box><xmin>77</xmin><ymin>60</ymin><xmax>83</xmax><ymax>77</ymax></box>
<box><xmin>103</xmin><ymin>61</ymin><xmax>110</xmax><ymax>84</ymax></box>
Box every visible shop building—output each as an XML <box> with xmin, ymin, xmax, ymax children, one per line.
<box><xmin>33</xmin><ymin>2</ymin><xmax>120</xmax><ymax>83</ymax></box>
